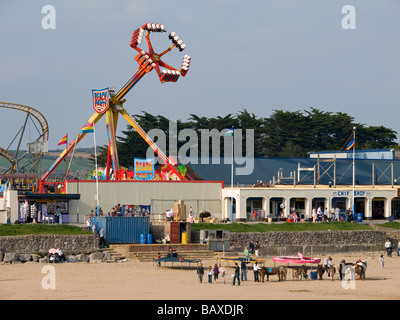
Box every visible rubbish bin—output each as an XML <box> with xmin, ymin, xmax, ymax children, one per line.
<box><xmin>140</xmin><ymin>234</ymin><xmax>147</xmax><ymax>244</ymax></box>
<box><xmin>147</xmin><ymin>233</ymin><xmax>153</xmax><ymax>244</ymax></box>
<box><xmin>357</xmin><ymin>213</ymin><xmax>363</xmax><ymax>223</ymax></box>
<box><xmin>389</xmin><ymin>216</ymin><xmax>394</xmax><ymax>223</ymax></box>
<box><xmin>181</xmin><ymin>232</ymin><xmax>188</xmax><ymax>244</ymax></box>
<box><xmin>310</xmin><ymin>271</ymin><xmax>317</xmax><ymax>280</ymax></box>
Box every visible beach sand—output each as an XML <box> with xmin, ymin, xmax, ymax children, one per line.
<box><xmin>0</xmin><ymin>252</ymin><xmax>398</xmax><ymax>300</ymax></box>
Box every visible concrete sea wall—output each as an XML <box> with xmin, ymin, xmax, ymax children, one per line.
<box><xmin>0</xmin><ymin>234</ymin><xmax>99</xmax><ymax>254</ymax></box>
<box><xmin>192</xmin><ymin>229</ymin><xmax>388</xmax><ymax>255</ymax></box>
<box><xmin>0</xmin><ymin>229</ymin><xmax>391</xmax><ymax>257</ymax></box>
<box><xmin>228</xmin><ymin>230</ymin><xmax>387</xmax><ymax>255</ymax></box>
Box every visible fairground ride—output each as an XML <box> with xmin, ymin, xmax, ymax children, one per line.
<box><xmin>0</xmin><ymin>102</ymin><xmax>49</xmax><ymax>191</ymax></box>
<box><xmin>0</xmin><ymin>102</ymin><xmax>49</xmax><ymax>174</ymax></box>
<box><xmin>40</xmin><ymin>23</ymin><xmax>192</xmax><ymax>192</ymax></box>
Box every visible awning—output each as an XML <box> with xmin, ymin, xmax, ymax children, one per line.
<box><xmin>19</xmin><ymin>193</ymin><xmax>80</xmax><ymax>200</ymax></box>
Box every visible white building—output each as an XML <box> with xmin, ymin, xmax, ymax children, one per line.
<box><xmin>222</xmin><ymin>184</ymin><xmax>400</xmax><ymax>221</ymax></box>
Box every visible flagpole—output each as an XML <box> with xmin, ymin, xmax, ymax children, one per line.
<box><xmin>231</xmin><ymin>127</ymin><xmax>234</xmax><ymax>223</ymax></box>
<box><xmin>64</xmin><ymin>135</ymin><xmax>68</xmax><ymax>172</ymax></box>
<box><xmin>93</xmin><ymin>124</ymin><xmax>100</xmax><ymax>216</ymax></box>
<box><xmin>352</xmin><ymin>126</ymin><xmax>356</xmax><ymax>221</ymax></box>
<box><xmin>65</xmin><ymin>134</ymin><xmax>79</xmax><ymax>181</ymax></box>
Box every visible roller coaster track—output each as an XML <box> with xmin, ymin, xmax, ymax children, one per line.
<box><xmin>0</xmin><ymin>102</ymin><xmax>49</xmax><ymax>141</ymax></box>
<box><xmin>0</xmin><ymin>102</ymin><xmax>49</xmax><ymax>173</ymax></box>
<box><xmin>0</xmin><ymin>147</ymin><xmax>16</xmax><ymax>171</ymax></box>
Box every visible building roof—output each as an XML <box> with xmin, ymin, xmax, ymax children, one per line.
<box><xmin>188</xmin><ymin>157</ymin><xmax>400</xmax><ymax>187</ymax></box>
<box><xmin>308</xmin><ymin>149</ymin><xmax>396</xmax><ymax>160</ymax></box>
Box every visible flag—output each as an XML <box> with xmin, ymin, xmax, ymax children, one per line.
<box><xmin>57</xmin><ymin>134</ymin><xmax>67</xmax><ymax>146</ymax></box>
<box><xmin>177</xmin><ymin>163</ymin><xmax>187</xmax><ymax>177</ymax></box>
<box><xmin>224</xmin><ymin>127</ymin><xmax>234</xmax><ymax>136</ymax></box>
<box><xmin>81</xmin><ymin>123</ymin><xmax>94</xmax><ymax>134</ymax></box>
<box><xmin>346</xmin><ymin>138</ymin><xmax>355</xmax><ymax>150</ymax></box>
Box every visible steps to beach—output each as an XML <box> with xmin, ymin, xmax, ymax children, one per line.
<box><xmin>132</xmin><ymin>250</ymin><xmax>218</xmax><ymax>262</ymax></box>
<box><xmin>100</xmin><ymin>248</ymin><xmax>126</xmax><ymax>262</ymax></box>
<box><xmin>108</xmin><ymin>244</ymin><xmax>219</xmax><ymax>262</ymax></box>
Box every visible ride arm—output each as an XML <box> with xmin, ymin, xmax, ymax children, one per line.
<box><xmin>115</xmin><ymin>67</ymin><xmax>147</xmax><ymax>102</ymax></box>
<box><xmin>40</xmin><ymin>111</ymin><xmax>104</xmax><ymax>184</ymax></box>
<box><xmin>119</xmin><ymin>108</ymin><xmax>184</xmax><ymax>180</ymax></box>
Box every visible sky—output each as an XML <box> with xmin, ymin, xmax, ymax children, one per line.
<box><xmin>0</xmin><ymin>0</ymin><xmax>399</xmax><ymax>153</ymax></box>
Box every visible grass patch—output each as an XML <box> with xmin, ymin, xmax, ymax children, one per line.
<box><xmin>379</xmin><ymin>222</ymin><xmax>400</xmax><ymax>230</ymax></box>
<box><xmin>190</xmin><ymin>222</ymin><xmax>372</xmax><ymax>232</ymax></box>
<box><xmin>0</xmin><ymin>224</ymin><xmax>91</xmax><ymax>236</ymax></box>
<box><xmin>0</xmin><ymin>221</ymin><xmax>373</xmax><ymax>236</ymax></box>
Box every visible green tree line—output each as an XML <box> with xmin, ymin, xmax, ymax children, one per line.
<box><xmin>92</xmin><ymin>108</ymin><xmax>398</xmax><ymax>167</ymax></box>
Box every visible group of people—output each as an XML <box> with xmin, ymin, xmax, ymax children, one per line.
<box><xmin>238</xmin><ymin>260</ymin><xmax>262</xmax><ymax>283</ymax></box>
<box><xmin>85</xmin><ymin>217</ymin><xmax>107</xmax><ymax>248</ymax></box>
<box><xmin>322</xmin><ymin>255</ymin><xmax>334</xmax><ymax>276</ymax></box>
<box><xmin>166</xmin><ymin>206</ymin><xmax>195</xmax><ymax>222</ymax></box>
<box><xmin>89</xmin><ymin>204</ymin><xmax>121</xmax><ymax>217</ymax></box>
<box><xmin>312</xmin><ymin>206</ymin><xmax>349</xmax><ymax>222</ymax></box>
<box><xmin>110</xmin><ymin>204</ymin><xmax>122</xmax><ymax>216</ymax></box>
<box><xmin>88</xmin><ymin>204</ymin><xmax>150</xmax><ymax>217</ymax></box>
<box><xmin>384</xmin><ymin>238</ymin><xmax>400</xmax><ymax>258</ymax></box>
<box><xmin>196</xmin><ymin>263</ymin><xmax>225</xmax><ymax>284</ymax></box>
<box><xmin>48</xmin><ymin>247</ymin><xmax>66</xmax><ymax>263</ymax></box>
<box><xmin>287</xmin><ymin>207</ymin><xmax>355</xmax><ymax>223</ymax></box>
<box><xmin>311</xmin><ymin>207</ymin><xmax>328</xmax><ymax>222</ymax></box>
<box><xmin>379</xmin><ymin>239</ymin><xmax>400</xmax><ymax>269</ymax></box>
<box><xmin>196</xmin><ymin>239</ymin><xmax>262</xmax><ymax>286</ymax></box>
<box><xmin>244</xmin><ymin>240</ymin><xmax>260</xmax><ymax>260</ymax></box>
<box><xmin>196</xmin><ymin>260</ymin><xmax>263</xmax><ymax>286</ymax></box>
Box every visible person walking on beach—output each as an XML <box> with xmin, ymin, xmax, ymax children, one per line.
<box><xmin>213</xmin><ymin>264</ymin><xmax>219</xmax><ymax>282</ymax></box>
<box><xmin>240</xmin><ymin>260</ymin><xmax>247</xmax><ymax>281</ymax></box>
<box><xmin>244</xmin><ymin>247</ymin><xmax>250</xmax><ymax>261</ymax></box>
<box><xmin>379</xmin><ymin>255</ymin><xmax>384</xmax><ymax>269</ymax></box>
<box><xmin>396</xmin><ymin>240</ymin><xmax>400</xmax><ymax>256</ymax></box>
<box><xmin>219</xmin><ymin>265</ymin><xmax>226</xmax><ymax>283</ymax></box>
<box><xmin>323</xmin><ymin>256</ymin><xmax>333</xmax><ymax>277</ymax></box>
<box><xmin>385</xmin><ymin>239</ymin><xmax>393</xmax><ymax>257</ymax></box>
<box><xmin>156</xmin><ymin>253</ymin><xmax>161</xmax><ymax>267</ymax></box>
<box><xmin>207</xmin><ymin>266</ymin><xmax>213</xmax><ymax>284</ymax></box>
<box><xmin>249</xmin><ymin>240</ymin><xmax>255</xmax><ymax>254</ymax></box>
<box><xmin>233</xmin><ymin>263</ymin><xmax>241</xmax><ymax>286</ymax></box>
<box><xmin>197</xmin><ymin>263</ymin><xmax>204</xmax><ymax>283</ymax></box>
<box><xmin>253</xmin><ymin>262</ymin><xmax>261</xmax><ymax>282</ymax></box>
<box><xmin>254</xmin><ymin>241</ymin><xmax>260</xmax><ymax>257</ymax></box>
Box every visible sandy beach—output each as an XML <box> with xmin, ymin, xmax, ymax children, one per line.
<box><xmin>0</xmin><ymin>251</ymin><xmax>399</xmax><ymax>300</ymax></box>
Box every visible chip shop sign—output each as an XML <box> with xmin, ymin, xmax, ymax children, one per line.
<box><xmin>134</xmin><ymin>158</ymin><xmax>155</xmax><ymax>180</ymax></box>
<box><xmin>92</xmin><ymin>88</ymin><xmax>110</xmax><ymax>114</ymax></box>
<box><xmin>332</xmin><ymin>190</ymin><xmax>371</xmax><ymax>197</ymax></box>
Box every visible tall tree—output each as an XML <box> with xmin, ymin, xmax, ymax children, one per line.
<box><xmin>91</xmin><ymin>108</ymin><xmax>399</xmax><ymax>165</ymax></box>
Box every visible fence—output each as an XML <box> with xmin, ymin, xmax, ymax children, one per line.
<box><xmin>150</xmin><ymin>199</ymin><xmax>221</xmax><ymax>222</ymax></box>
<box><xmin>88</xmin><ymin>216</ymin><xmax>150</xmax><ymax>244</ymax></box>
